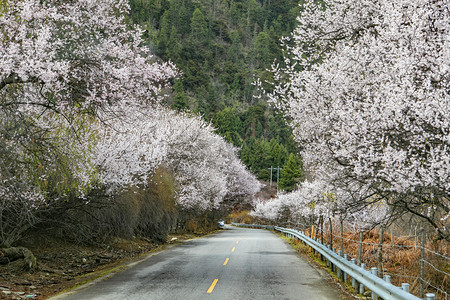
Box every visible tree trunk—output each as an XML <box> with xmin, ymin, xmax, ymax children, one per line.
<box><xmin>357</xmin><ymin>231</ymin><xmax>363</xmax><ymax>265</ymax></box>
<box><xmin>340</xmin><ymin>217</ymin><xmax>344</xmax><ymax>255</ymax></box>
<box><xmin>377</xmin><ymin>226</ymin><xmax>384</xmax><ymax>278</ymax></box>
<box><xmin>0</xmin><ymin>247</ymin><xmax>37</xmax><ymax>270</ymax></box>
<box><xmin>329</xmin><ymin>217</ymin><xmax>333</xmax><ymax>249</ymax></box>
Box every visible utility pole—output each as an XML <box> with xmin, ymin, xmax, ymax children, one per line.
<box><xmin>268</xmin><ymin>166</ymin><xmax>274</xmax><ymax>187</ymax></box>
<box><xmin>276</xmin><ymin>166</ymin><xmax>282</xmax><ymax>193</ymax></box>
<box><xmin>268</xmin><ymin>166</ymin><xmax>282</xmax><ymax>192</ymax></box>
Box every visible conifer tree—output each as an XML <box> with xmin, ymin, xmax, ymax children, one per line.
<box><xmin>157</xmin><ymin>12</ymin><xmax>169</xmax><ymax>54</ymax></box>
<box><xmin>172</xmin><ymin>80</ymin><xmax>188</xmax><ymax>111</ymax></box>
<box><xmin>279</xmin><ymin>153</ymin><xmax>302</xmax><ymax>192</ymax></box>
<box><xmin>190</xmin><ymin>8</ymin><xmax>208</xmax><ymax>41</ymax></box>
<box><xmin>269</xmin><ymin>139</ymin><xmax>288</xmax><ymax>168</ymax></box>
<box><xmin>167</xmin><ymin>26</ymin><xmax>181</xmax><ymax>61</ymax></box>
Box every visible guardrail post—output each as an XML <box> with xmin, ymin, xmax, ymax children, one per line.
<box><xmin>327</xmin><ymin>245</ymin><xmax>331</xmax><ymax>267</ymax></box>
<box><xmin>332</xmin><ymin>248</ymin><xmax>337</xmax><ymax>272</ymax></box>
<box><xmin>426</xmin><ymin>293</ymin><xmax>435</xmax><ymax>300</ymax></box>
<box><xmin>359</xmin><ymin>264</ymin><xmax>365</xmax><ymax>294</ymax></box>
<box><xmin>343</xmin><ymin>254</ymin><xmax>348</xmax><ymax>283</ymax></box>
<box><xmin>337</xmin><ymin>251</ymin><xmax>342</xmax><ymax>279</ymax></box>
<box><xmin>384</xmin><ymin>275</ymin><xmax>391</xmax><ymax>284</ymax></box>
<box><xmin>351</xmin><ymin>259</ymin><xmax>357</xmax><ymax>288</ymax></box>
<box><xmin>371</xmin><ymin>267</ymin><xmax>378</xmax><ymax>300</ymax></box>
<box><xmin>401</xmin><ymin>283</ymin><xmax>409</xmax><ymax>293</ymax></box>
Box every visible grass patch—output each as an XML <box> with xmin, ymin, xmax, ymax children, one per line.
<box><xmin>55</xmin><ymin>265</ymin><xmax>128</xmax><ymax>296</ymax></box>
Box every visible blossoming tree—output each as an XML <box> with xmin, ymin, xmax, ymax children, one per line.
<box><xmin>0</xmin><ymin>0</ymin><xmax>177</xmax><ymax>254</ymax></box>
<box><xmin>1</xmin><ymin>1</ymin><xmax>261</xmax><ymax>268</ymax></box>
<box><xmin>269</xmin><ymin>0</ymin><xmax>449</xmax><ymax>240</ymax></box>
<box><xmin>95</xmin><ymin>106</ymin><xmax>261</xmax><ymax>210</ymax></box>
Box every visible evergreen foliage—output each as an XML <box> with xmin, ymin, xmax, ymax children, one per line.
<box><xmin>279</xmin><ymin>153</ymin><xmax>303</xmax><ymax>192</ymax></box>
<box><xmin>128</xmin><ymin>0</ymin><xmax>304</xmax><ymax>183</ymax></box>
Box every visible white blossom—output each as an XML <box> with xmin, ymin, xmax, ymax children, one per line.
<box><xmin>269</xmin><ymin>0</ymin><xmax>449</xmax><ymax>238</ymax></box>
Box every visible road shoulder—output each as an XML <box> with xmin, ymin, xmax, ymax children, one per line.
<box><xmin>277</xmin><ymin>233</ymin><xmax>357</xmax><ymax>300</ymax></box>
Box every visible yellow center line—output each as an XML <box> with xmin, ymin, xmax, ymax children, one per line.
<box><xmin>223</xmin><ymin>258</ymin><xmax>229</xmax><ymax>266</ymax></box>
<box><xmin>231</xmin><ymin>247</ymin><xmax>235</xmax><ymax>252</ymax></box>
<box><xmin>207</xmin><ymin>279</ymin><xmax>219</xmax><ymax>293</ymax></box>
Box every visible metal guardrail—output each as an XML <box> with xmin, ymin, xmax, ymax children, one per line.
<box><xmin>232</xmin><ymin>223</ymin><xmax>436</xmax><ymax>300</ymax></box>
<box><xmin>231</xmin><ymin>223</ymin><xmax>275</xmax><ymax>230</ymax></box>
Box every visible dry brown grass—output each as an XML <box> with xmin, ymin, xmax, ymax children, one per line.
<box><xmin>227</xmin><ymin>210</ymin><xmax>260</xmax><ymax>224</ymax></box>
<box><xmin>306</xmin><ymin>228</ymin><xmax>450</xmax><ymax>299</ymax></box>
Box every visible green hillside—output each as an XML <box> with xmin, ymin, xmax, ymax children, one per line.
<box><xmin>128</xmin><ymin>0</ymin><xmax>304</xmax><ymax>187</ymax></box>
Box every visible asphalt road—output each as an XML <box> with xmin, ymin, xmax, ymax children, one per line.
<box><xmin>56</xmin><ymin>226</ymin><xmax>341</xmax><ymax>300</ymax></box>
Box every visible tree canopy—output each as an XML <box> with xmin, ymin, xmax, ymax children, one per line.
<box><xmin>266</xmin><ymin>0</ymin><xmax>449</xmax><ymax>240</ymax></box>
<box><xmin>0</xmin><ymin>0</ymin><xmax>261</xmax><ymax>249</ymax></box>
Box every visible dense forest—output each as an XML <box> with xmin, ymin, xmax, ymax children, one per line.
<box><xmin>128</xmin><ymin>0</ymin><xmax>304</xmax><ymax>189</ymax></box>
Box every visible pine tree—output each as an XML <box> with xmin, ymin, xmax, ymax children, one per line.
<box><xmin>167</xmin><ymin>26</ymin><xmax>181</xmax><ymax>61</ymax></box>
<box><xmin>251</xmin><ymin>31</ymin><xmax>271</xmax><ymax>68</ymax></box>
<box><xmin>279</xmin><ymin>153</ymin><xmax>303</xmax><ymax>192</ymax></box>
<box><xmin>269</xmin><ymin>139</ymin><xmax>288</xmax><ymax>167</ymax></box>
<box><xmin>190</xmin><ymin>8</ymin><xmax>208</xmax><ymax>41</ymax></box>
<box><xmin>172</xmin><ymin>79</ymin><xmax>188</xmax><ymax>111</ymax></box>
<box><xmin>213</xmin><ymin>107</ymin><xmax>243</xmax><ymax>146</ymax></box>
<box><xmin>249</xmin><ymin>138</ymin><xmax>271</xmax><ymax>180</ymax></box>
<box><xmin>157</xmin><ymin>12</ymin><xmax>171</xmax><ymax>57</ymax></box>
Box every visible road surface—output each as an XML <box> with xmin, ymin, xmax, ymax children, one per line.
<box><xmin>56</xmin><ymin>225</ymin><xmax>341</xmax><ymax>300</ymax></box>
